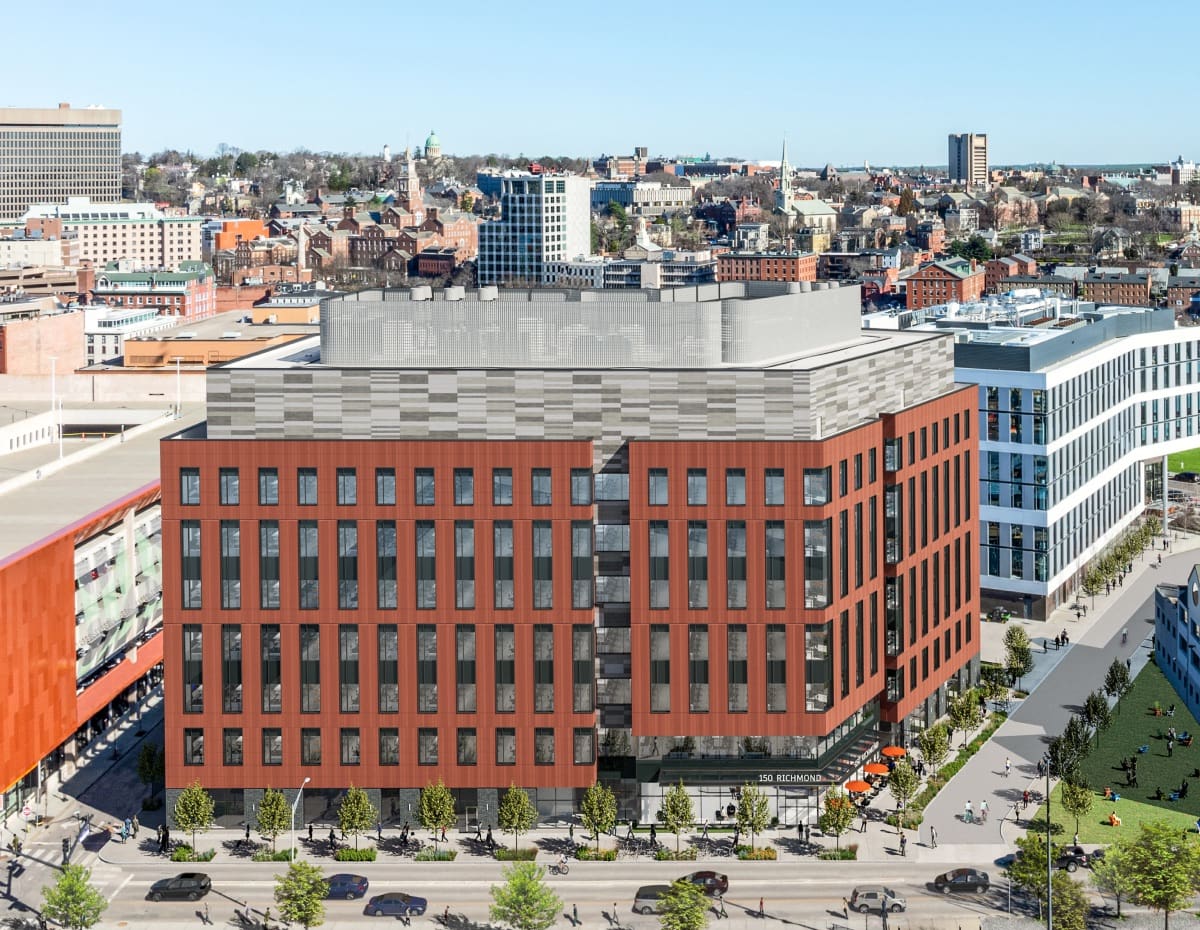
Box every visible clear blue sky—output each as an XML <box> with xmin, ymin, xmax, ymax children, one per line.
<box><xmin>9</xmin><ymin>0</ymin><xmax>1194</xmax><ymax>167</ymax></box>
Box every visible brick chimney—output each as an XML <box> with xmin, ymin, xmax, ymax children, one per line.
<box><xmin>970</xmin><ymin>258</ymin><xmax>978</xmax><ymax>272</ymax></box>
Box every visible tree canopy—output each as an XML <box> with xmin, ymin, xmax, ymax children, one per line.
<box><xmin>274</xmin><ymin>860</ymin><xmax>329</xmax><ymax>929</ymax></box>
<box><xmin>41</xmin><ymin>865</ymin><xmax>107</xmax><ymax>930</ymax></box>
<box><xmin>489</xmin><ymin>862</ymin><xmax>562</xmax><ymax>930</ymax></box>
<box><xmin>658</xmin><ymin>878</ymin><xmax>710</xmax><ymax>930</ymax></box>
<box><xmin>338</xmin><ymin>786</ymin><xmax>378</xmax><ymax>850</ymax></box>
<box><xmin>735</xmin><ymin>783</ymin><xmax>770</xmax><ymax>851</ymax></box>
<box><xmin>173</xmin><ymin>780</ymin><xmax>215</xmax><ymax>852</ymax></box>
<box><xmin>580</xmin><ymin>782</ymin><xmax>617</xmax><ymax>853</ymax></box>
<box><xmin>257</xmin><ymin>787</ymin><xmax>291</xmax><ymax>852</ymax></box>
<box><xmin>660</xmin><ymin>781</ymin><xmax>695</xmax><ymax>853</ymax></box>
<box><xmin>498</xmin><ymin>785</ymin><xmax>537</xmax><ymax>852</ymax></box>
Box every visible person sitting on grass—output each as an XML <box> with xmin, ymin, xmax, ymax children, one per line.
<box><xmin>1109</xmin><ymin>811</ymin><xmax>1122</xmax><ymax>827</ymax></box>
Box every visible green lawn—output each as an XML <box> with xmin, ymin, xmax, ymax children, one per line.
<box><xmin>1035</xmin><ymin>662</ymin><xmax>1200</xmax><ymax>843</ymax></box>
<box><xmin>1168</xmin><ymin>448</ymin><xmax>1200</xmax><ymax>473</ymax></box>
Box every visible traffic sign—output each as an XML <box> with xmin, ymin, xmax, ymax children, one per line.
<box><xmin>21</xmin><ymin>803</ymin><xmax>32</xmax><ymax>819</ymax></box>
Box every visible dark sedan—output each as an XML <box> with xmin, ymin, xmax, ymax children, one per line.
<box><xmin>326</xmin><ymin>873</ymin><xmax>369</xmax><ymax>900</ymax></box>
<box><xmin>366</xmin><ymin>892</ymin><xmax>428</xmax><ymax>918</ymax></box>
<box><xmin>679</xmin><ymin>871</ymin><xmax>729</xmax><ymax>896</ymax></box>
<box><xmin>148</xmin><ymin>873</ymin><xmax>211</xmax><ymax>902</ymax></box>
<box><xmin>934</xmin><ymin>868</ymin><xmax>990</xmax><ymax>893</ymax></box>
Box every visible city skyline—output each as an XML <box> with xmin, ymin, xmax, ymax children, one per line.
<box><xmin>10</xmin><ymin>0</ymin><xmax>1198</xmax><ymax>166</ymax></box>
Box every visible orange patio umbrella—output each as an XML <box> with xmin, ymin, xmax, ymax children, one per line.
<box><xmin>881</xmin><ymin>746</ymin><xmax>907</xmax><ymax>758</ymax></box>
<box><xmin>864</xmin><ymin>762</ymin><xmax>890</xmax><ymax>775</ymax></box>
<box><xmin>845</xmin><ymin>780</ymin><xmax>872</xmax><ymax>793</ymax></box>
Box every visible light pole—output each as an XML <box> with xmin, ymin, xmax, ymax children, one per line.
<box><xmin>173</xmin><ymin>357</ymin><xmax>183</xmax><ymax>419</ymax></box>
<box><xmin>1045</xmin><ymin>754</ymin><xmax>1052</xmax><ymax>930</ymax></box>
<box><xmin>48</xmin><ymin>356</ymin><xmax>62</xmax><ymax>459</ymax></box>
<box><xmin>290</xmin><ymin>776</ymin><xmax>311</xmax><ymax>860</ymax></box>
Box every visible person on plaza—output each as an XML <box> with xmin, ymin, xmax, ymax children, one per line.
<box><xmin>131</xmin><ymin>815</ymin><xmax>139</xmax><ymax>837</ymax></box>
<box><xmin>964</xmin><ymin>800</ymin><xmax>973</xmax><ymax>823</ymax></box>
<box><xmin>328</xmin><ymin>827</ymin><xmax>337</xmax><ymax>850</ymax></box>
<box><xmin>979</xmin><ymin>799</ymin><xmax>989</xmax><ymax>823</ymax></box>
<box><xmin>244</xmin><ymin>822</ymin><xmax>251</xmax><ymax>844</ymax></box>
<box><xmin>161</xmin><ymin>825</ymin><xmax>171</xmax><ymax>853</ymax></box>
<box><xmin>1122</xmin><ymin>628</ymin><xmax>1129</xmax><ymax>644</ymax></box>
<box><xmin>486</xmin><ymin>826</ymin><xmax>494</xmax><ymax>849</ymax></box>
<box><xmin>649</xmin><ymin>823</ymin><xmax>657</xmax><ymax>846</ymax></box>
<box><xmin>308</xmin><ymin>822</ymin><xmax>313</xmax><ymax>843</ymax></box>
<box><xmin>804</xmin><ymin>823</ymin><xmax>811</xmax><ymax>845</ymax></box>
<box><xmin>440</xmin><ymin>824</ymin><xmax>447</xmax><ymax>843</ymax></box>
<box><xmin>703</xmin><ymin>817</ymin><xmax>710</xmax><ymax>839</ymax></box>
<box><xmin>1073</xmin><ymin>832</ymin><xmax>1080</xmax><ymax>847</ymax></box>
<box><xmin>717</xmin><ymin>895</ymin><xmax>727</xmax><ymax>919</ymax></box>
<box><xmin>569</xmin><ymin>822</ymin><xmax>575</xmax><ymax>845</ymax></box>
<box><xmin>475</xmin><ymin>821</ymin><xmax>483</xmax><ymax>843</ymax></box>
<box><xmin>444</xmin><ymin>905</ymin><xmax>451</xmax><ymax>924</ymax></box>
<box><xmin>202</xmin><ymin>901</ymin><xmax>211</xmax><ymax>925</ymax></box>
<box><xmin>929</xmin><ymin>825</ymin><xmax>937</xmax><ymax>848</ymax></box>
<box><xmin>1004</xmin><ymin>757</ymin><xmax>1011</xmax><ymax>778</ymax></box>
<box><xmin>573</xmin><ymin>904</ymin><xmax>579</xmax><ymax>926</ymax></box>
<box><xmin>842</xmin><ymin>898</ymin><xmax>850</xmax><ymax>919</ymax></box>
<box><xmin>758</xmin><ymin>897</ymin><xmax>764</xmax><ymax>918</ymax></box>
<box><xmin>899</xmin><ymin>832</ymin><xmax>907</xmax><ymax>856</ymax></box>
<box><xmin>1022</xmin><ymin>789</ymin><xmax>1031</xmax><ymax>810</ymax></box>
<box><xmin>378</xmin><ymin>820</ymin><xmax>384</xmax><ymax>842</ymax></box>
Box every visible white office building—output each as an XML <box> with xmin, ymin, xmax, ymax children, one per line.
<box><xmin>478</xmin><ymin>174</ymin><xmax>593</xmax><ymax>285</ymax></box>
<box><xmin>83</xmin><ymin>304</ymin><xmax>176</xmax><ymax>365</ymax></box>
<box><xmin>865</xmin><ymin>291</ymin><xmax>1198</xmax><ymax>619</ymax></box>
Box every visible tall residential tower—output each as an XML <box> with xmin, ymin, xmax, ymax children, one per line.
<box><xmin>948</xmin><ymin>133</ymin><xmax>988</xmax><ymax>188</ymax></box>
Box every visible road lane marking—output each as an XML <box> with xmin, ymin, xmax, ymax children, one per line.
<box><xmin>108</xmin><ymin>874</ymin><xmax>132</xmax><ymax>902</ymax></box>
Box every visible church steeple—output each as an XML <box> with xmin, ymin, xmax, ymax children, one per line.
<box><xmin>775</xmin><ymin>138</ymin><xmax>793</xmax><ymax>214</ymax></box>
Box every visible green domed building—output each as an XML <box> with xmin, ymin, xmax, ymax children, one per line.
<box><xmin>424</xmin><ymin>130</ymin><xmax>441</xmax><ymax>160</ymax></box>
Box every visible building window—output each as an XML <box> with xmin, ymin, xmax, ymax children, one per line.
<box><xmin>339</xmin><ymin>626</ymin><xmax>360</xmax><ymax>713</ymax></box>
<box><xmin>533</xmin><ymin>522</ymin><xmax>553</xmax><ymax>609</ymax></box>
<box><xmin>765</xmin><ymin>468</ymin><xmax>785</xmax><ymax>506</ymax></box>
<box><xmin>574</xmin><ymin>729</ymin><xmax>595</xmax><ymax>765</ymax></box>
<box><xmin>726</xmin><ymin>468</ymin><xmax>746</xmax><ymax>506</ymax></box>
<box><xmin>375</xmin><ymin>468</ymin><xmax>395</xmax><ymax>506</ymax></box>
<box><xmin>854</xmin><ymin>454</ymin><xmax>863</xmax><ymax>491</ymax></box>
<box><xmin>379</xmin><ymin>728</ymin><xmax>400</xmax><ymax>766</ymax></box>
<box><xmin>803</xmin><ymin>468</ymin><xmax>829</xmax><ymax>505</ymax></box>
<box><xmin>341</xmin><ymin>728</ymin><xmax>361</xmax><ymax>765</ymax></box>
<box><xmin>572</xmin><ymin>522</ymin><xmax>593</xmax><ymax>609</ymax></box>
<box><xmin>496</xmin><ymin>728</ymin><xmax>516</xmax><ymax>765</ymax></box>
<box><xmin>532</xmin><ymin>468</ymin><xmax>552</xmax><ymax>506</ymax></box>
<box><xmin>219</xmin><ymin>521</ymin><xmax>241</xmax><ymax>609</ymax></box>
<box><xmin>534</xmin><ymin>625</ymin><xmax>554</xmax><ymax>712</ymax></box>
<box><xmin>689</xmin><ymin>625</ymin><xmax>709</xmax><ymax>712</ymax></box>
<box><xmin>687</xmin><ymin>521</ymin><xmax>708</xmax><ymax>609</ymax></box>
<box><xmin>804</xmin><ymin>519</ymin><xmax>831</xmax><ymax>608</ymax></box>
<box><xmin>494</xmin><ymin>522</ymin><xmax>514</xmax><ymax>609</ymax></box>
<box><xmin>495</xmin><ymin>624</ymin><xmax>516</xmax><ymax>713</ymax></box>
<box><xmin>336</xmin><ymin>468</ymin><xmax>357</xmax><ymax>506</ymax></box>
<box><xmin>765</xmin><ymin>521</ymin><xmax>786</xmax><ymax>609</ymax></box>
<box><xmin>416</xmin><ymin>521</ymin><xmax>436</xmax><ymax>608</ymax></box>
<box><xmin>298</xmin><ymin>468</ymin><xmax>317</xmax><ymax>506</ymax></box>
<box><xmin>377</xmin><ymin>521</ymin><xmax>397</xmax><ymax>608</ymax></box>
<box><xmin>805</xmin><ymin>622</ymin><xmax>832</xmax><ymax>711</ymax></box>
<box><xmin>649</xmin><ymin>521</ymin><xmax>670</xmax><ymax>609</ymax></box>
<box><xmin>378</xmin><ymin>625</ymin><xmax>398</xmax><ymax>712</ymax></box>
<box><xmin>417</xmin><ymin>625</ymin><xmax>438</xmax><ymax>712</ymax></box>
<box><xmin>454</xmin><ymin>468</ymin><xmax>474</xmax><ymax>505</ymax></box>
<box><xmin>571</xmin><ymin>625</ymin><xmax>594</xmax><ymax>713</ymax></box>
<box><xmin>298</xmin><ymin>521</ymin><xmax>319</xmax><ymax>609</ymax></box>
<box><xmin>727</xmin><ymin>521</ymin><xmax>747</xmax><ymax>609</ymax></box>
<box><xmin>493</xmin><ymin>468</ymin><xmax>513</xmax><ymax>505</ymax></box>
<box><xmin>727</xmin><ymin>625</ymin><xmax>748</xmax><ymax>712</ymax></box>
<box><xmin>301</xmin><ymin>729</ymin><xmax>321</xmax><ymax>765</ymax></box>
<box><xmin>571</xmin><ymin>468</ymin><xmax>592</xmax><ymax>505</ymax></box>
<box><xmin>219</xmin><ymin>468</ymin><xmax>239</xmax><ymax>506</ymax></box>
<box><xmin>259</xmin><ymin>521</ymin><xmax>280</xmax><ymax>609</ymax></box>
<box><xmin>336</xmin><ymin>521</ymin><xmax>358</xmax><ymax>609</ymax></box>
<box><xmin>535</xmin><ymin>729</ymin><xmax>555</xmax><ymax>765</ymax></box>
<box><xmin>261</xmin><ymin>625</ymin><xmax>281</xmax><ymax>713</ymax></box>
<box><xmin>648</xmin><ymin>468</ymin><xmax>668</xmax><ymax>506</ymax></box>
<box><xmin>418</xmin><ymin>728</ymin><xmax>438</xmax><ymax>765</ymax></box>
<box><xmin>650</xmin><ymin>624</ymin><xmax>670</xmax><ymax>712</ymax></box>
<box><xmin>262</xmin><ymin>728</ymin><xmax>282</xmax><ymax>765</ymax></box>
<box><xmin>183</xmin><ymin>625</ymin><xmax>204</xmax><ymax>713</ymax></box>
<box><xmin>300</xmin><ymin>625</ymin><xmax>321</xmax><ymax>713</ymax></box>
<box><xmin>766</xmin><ymin>624</ymin><xmax>786</xmax><ymax>712</ymax></box>
<box><xmin>840</xmin><ymin>610</ymin><xmax>851</xmax><ymax>698</ymax></box>
<box><xmin>450</xmin><ymin>521</ymin><xmax>476</xmax><ymax>609</ymax></box>
<box><xmin>184</xmin><ymin>729</ymin><xmax>204</xmax><ymax>765</ymax></box>
<box><xmin>414</xmin><ymin>468</ymin><xmax>435</xmax><ymax>505</ymax></box>
<box><xmin>180</xmin><ymin>520</ymin><xmax>203</xmax><ymax>609</ymax></box>
<box><xmin>456</xmin><ymin>625</ymin><xmax>477</xmax><ymax>713</ymax></box>
<box><xmin>457</xmin><ymin>728</ymin><xmax>477</xmax><ymax>766</ymax></box>
<box><xmin>222</xmin><ymin>625</ymin><xmax>242</xmax><ymax>713</ymax></box>
<box><xmin>180</xmin><ymin>467</ymin><xmax>200</xmax><ymax>505</ymax></box>
<box><xmin>687</xmin><ymin>468</ymin><xmax>707</xmax><ymax>506</ymax></box>
<box><xmin>223</xmin><ymin>729</ymin><xmax>243</xmax><ymax>766</ymax></box>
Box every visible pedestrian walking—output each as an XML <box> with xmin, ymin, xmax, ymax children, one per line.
<box><xmin>860</xmin><ymin>808</ymin><xmax>868</xmax><ymax>833</ymax></box>
<box><xmin>703</xmin><ymin>817</ymin><xmax>710</xmax><ymax>839</ymax></box>
<box><xmin>964</xmin><ymin>800</ymin><xmax>973</xmax><ymax>823</ymax></box>
<box><xmin>930</xmin><ymin>825</ymin><xmax>937</xmax><ymax>848</ymax></box>
<box><xmin>328</xmin><ymin>827</ymin><xmax>336</xmax><ymax>850</ymax></box>
<box><xmin>474</xmin><ymin>822</ymin><xmax>483</xmax><ymax>842</ymax></box>
<box><xmin>443</xmin><ymin>905</ymin><xmax>451</xmax><ymax>924</ymax></box>
<box><xmin>1126</xmin><ymin>657</ymin><xmax>1132</xmax><ymax>671</ymax></box>
<box><xmin>649</xmin><ymin>823</ymin><xmax>657</xmax><ymax>846</ymax></box>
<box><xmin>899</xmin><ymin>833</ymin><xmax>907</xmax><ymax>857</ymax></box>
<box><xmin>569</xmin><ymin>822</ymin><xmax>575</xmax><ymax>844</ymax></box>
<box><xmin>613</xmin><ymin>903</ymin><xmax>619</xmax><ymax>927</ymax></box>
<box><xmin>717</xmin><ymin>895</ymin><xmax>727</xmax><ymax>919</ymax></box>
<box><xmin>263</xmin><ymin>906</ymin><xmax>272</xmax><ymax>929</ymax></box>
<box><xmin>1073</xmin><ymin>832</ymin><xmax>1079</xmax><ymax>847</ymax></box>
<box><xmin>804</xmin><ymin>824</ymin><xmax>811</xmax><ymax>845</ymax></box>
<box><xmin>1004</xmin><ymin>757</ymin><xmax>1011</xmax><ymax>777</ymax></box>
<box><xmin>245</xmin><ymin>822</ymin><xmax>251</xmax><ymax>843</ymax></box>
<box><xmin>1169</xmin><ymin>739</ymin><xmax>1175</xmax><ymax>757</ymax></box>
<box><xmin>573</xmin><ymin>904</ymin><xmax>579</xmax><ymax>926</ymax></box>
<box><xmin>758</xmin><ymin>897</ymin><xmax>764</xmax><ymax>918</ymax></box>
<box><xmin>162</xmin><ymin>825</ymin><xmax>170</xmax><ymax>852</ymax></box>
<box><xmin>156</xmin><ymin>824</ymin><xmax>164</xmax><ymax>848</ymax></box>
<box><xmin>131</xmin><ymin>815</ymin><xmax>139</xmax><ymax>837</ymax></box>
<box><xmin>377</xmin><ymin>820</ymin><xmax>383</xmax><ymax>842</ymax></box>
<box><xmin>486</xmin><ymin>826</ymin><xmax>494</xmax><ymax>849</ymax></box>
<box><xmin>1022</xmin><ymin>789</ymin><xmax>1030</xmax><ymax>810</ymax></box>
<box><xmin>842</xmin><ymin>898</ymin><xmax>850</xmax><ymax>919</ymax></box>
<box><xmin>202</xmin><ymin>901</ymin><xmax>210</xmax><ymax>925</ymax></box>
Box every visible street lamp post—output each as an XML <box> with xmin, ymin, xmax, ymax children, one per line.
<box><xmin>290</xmin><ymin>776</ymin><xmax>311</xmax><ymax>860</ymax></box>
<box><xmin>173</xmin><ymin>357</ymin><xmax>183</xmax><ymax>419</ymax></box>
<box><xmin>48</xmin><ymin>356</ymin><xmax>63</xmax><ymax>459</ymax></box>
<box><xmin>1045</xmin><ymin>755</ymin><xmax>1052</xmax><ymax>930</ymax></box>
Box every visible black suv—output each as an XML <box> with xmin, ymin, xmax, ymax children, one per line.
<box><xmin>149</xmin><ymin>873</ymin><xmax>212</xmax><ymax>901</ymax></box>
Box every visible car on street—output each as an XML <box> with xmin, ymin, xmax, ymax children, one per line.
<box><xmin>326</xmin><ymin>873</ymin><xmax>370</xmax><ymax>899</ymax></box>
<box><xmin>1175</xmin><ymin>472</ymin><xmax>1200</xmax><ymax>483</ymax></box>
<box><xmin>1056</xmin><ymin>846</ymin><xmax>1098</xmax><ymax>871</ymax></box>
<box><xmin>366</xmin><ymin>892</ymin><xmax>428</xmax><ymax>917</ymax></box>
<box><xmin>634</xmin><ymin>885</ymin><xmax>672</xmax><ymax>914</ymax></box>
<box><xmin>148</xmin><ymin>873</ymin><xmax>212</xmax><ymax>902</ymax></box>
<box><xmin>850</xmin><ymin>886</ymin><xmax>906</xmax><ymax>913</ymax></box>
<box><xmin>678</xmin><ymin>871</ymin><xmax>729</xmax><ymax>896</ymax></box>
<box><xmin>933</xmin><ymin>869</ymin><xmax>990</xmax><ymax>893</ymax></box>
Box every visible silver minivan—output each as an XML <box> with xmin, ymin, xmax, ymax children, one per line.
<box><xmin>634</xmin><ymin>885</ymin><xmax>672</xmax><ymax>914</ymax></box>
<box><xmin>850</xmin><ymin>886</ymin><xmax>906</xmax><ymax>913</ymax></box>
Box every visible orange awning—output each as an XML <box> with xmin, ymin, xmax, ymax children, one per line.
<box><xmin>864</xmin><ymin>762</ymin><xmax>890</xmax><ymax>775</ymax></box>
<box><xmin>845</xmin><ymin>780</ymin><xmax>871</xmax><ymax>793</ymax></box>
<box><xmin>881</xmin><ymin>746</ymin><xmax>907</xmax><ymax>758</ymax></box>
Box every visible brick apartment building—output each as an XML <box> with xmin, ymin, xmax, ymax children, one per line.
<box><xmin>160</xmin><ymin>282</ymin><xmax>979</xmax><ymax>828</ymax></box>
<box><xmin>906</xmin><ymin>259</ymin><xmax>985</xmax><ymax>310</ymax></box>
<box><xmin>984</xmin><ymin>255</ymin><xmax>1037</xmax><ymax>294</ymax></box>
<box><xmin>91</xmin><ymin>262</ymin><xmax>217</xmax><ymax>322</ymax></box>
<box><xmin>716</xmin><ymin>251</ymin><xmax>818</xmax><ymax>283</ymax></box>
<box><xmin>1079</xmin><ymin>272</ymin><xmax>1152</xmax><ymax>306</ymax></box>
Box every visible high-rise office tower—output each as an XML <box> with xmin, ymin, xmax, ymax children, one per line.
<box><xmin>0</xmin><ymin>103</ymin><xmax>122</xmax><ymax>221</ymax></box>
<box><xmin>947</xmin><ymin>133</ymin><xmax>988</xmax><ymax>188</ymax></box>
<box><xmin>478</xmin><ymin>173</ymin><xmax>592</xmax><ymax>285</ymax></box>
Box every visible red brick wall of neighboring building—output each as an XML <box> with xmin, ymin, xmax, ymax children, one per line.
<box><xmin>0</xmin><ymin>309</ymin><xmax>86</xmax><ymax>375</ymax></box>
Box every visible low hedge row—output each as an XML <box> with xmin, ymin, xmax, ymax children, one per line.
<box><xmin>334</xmin><ymin>847</ymin><xmax>377</xmax><ymax>862</ymax></box>
<box><xmin>414</xmin><ymin>848</ymin><xmax>456</xmax><ymax>861</ymax></box>
<box><xmin>494</xmin><ymin>848</ymin><xmax>538</xmax><ymax>861</ymax></box>
<box><xmin>818</xmin><ymin>845</ymin><xmax>858</xmax><ymax>860</ymax></box>
<box><xmin>653</xmin><ymin>848</ymin><xmax>697</xmax><ymax>860</ymax></box>
<box><xmin>737</xmin><ymin>847</ymin><xmax>777</xmax><ymax>860</ymax></box>
<box><xmin>170</xmin><ymin>845</ymin><xmax>216</xmax><ymax>862</ymax></box>
<box><xmin>575</xmin><ymin>847</ymin><xmax>617</xmax><ymax>861</ymax></box>
<box><xmin>251</xmin><ymin>848</ymin><xmax>294</xmax><ymax>862</ymax></box>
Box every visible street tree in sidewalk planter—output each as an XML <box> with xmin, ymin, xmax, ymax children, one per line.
<box><xmin>917</xmin><ymin>723</ymin><xmax>950</xmax><ymax>778</ymax></box>
<box><xmin>1121</xmin><ymin>819</ymin><xmax>1200</xmax><ymax>930</ymax></box>
<box><xmin>173</xmin><ymin>780</ymin><xmax>215</xmax><ymax>856</ymax></box>
<box><xmin>489</xmin><ymin>861</ymin><xmax>562</xmax><ymax>930</ymax></box>
<box><xmin>580</xmin><ymin>782</ymin><xmax>617</xmax><ymax>855</ymax></box>
<box><xmin>1104</xmin><ymin>659</ymin><xmax>1133</xmax><ymax>713</ymax></box>
<box><xmin>1050</xmin><ymin>871</ymin><xmax>1089</xmax><ymax>930</ymax></box>
<box><xmin>660</xmin><ymin>780</ymin><xmax>695</xmax><ymax>854</ymax></box>
<box><xmin>658</xmin><ymin>878</ymin><xmax>710</xmax><ymax>930</ymax></box>
<box><xmin>947</xmin><ymin>692</ymin><xmax>982</xmax><ymax>746</ymax></box>
<box><xmin>1060</xmin><ymin>779</ymin><xmax>1094</xmax><ymax>834</ymax></box>
<box><xmin>1007</xmin><ymin>833</ymin><xmax>1055</xmax><ymax>919</ymax></box>
<box><xmin>818</xmin><ymin>788</ymin><xmax>856</xmax><ymax>850</ymax></box>
<box><xmin>136</xmin><ymin>742</ymin><xmax>165</xmax><ymax>795</ymax></box>
<box><xmin>498</xmin><ymin>784</ymin><xmax>537</xmax><ymax>853</ymax></box>
<box><xmin>257</xmin><ymin>787</ymin><xmax>290</xmax><ymax>853</ymax></box>
<box><xmin>1004</xmin><ymin>624</ymin><xmax>1034</xmax><ymax>690</ymax></box>
<box><xmin>274</xmin><ymin>859</ymin><xmax>329</xmax><ymax>930</ymax></box>
<box><xmin>981</xmin><ymin>671</ymin><xmax>1010</xmax><ymax>711</ymax></box>
<box><xmin>1091</xmin><ymin>843</ymin><xmax>1135</xmax><ymax>918</ymax></box>
<box><xmin>338</xmin><ymin>785</ymin><xmax>378</xmax><ymax>851</ymax></box>
<box><xmin>735</xmin><ymin>782</ymin><xmax>770</xmax><ymax>852</ymax></box>
<box><xmin>419</xmin><ymin>779</ymin><xmax>457</xmax><ymax>849</ymax></box>
<box><xmin>887</xmin><ymin>759</ymin><xmax>919</xmax><ymax>812</ymax></box>
<box><xmin>41</xmin><ymin>864</ymin><xmax>107</xmax><ymax>930</ymax></box>
<box><xmin>1082</xmin><ymin>690</ymin><xmax>1113</xmax><ymax>745</ymax></box>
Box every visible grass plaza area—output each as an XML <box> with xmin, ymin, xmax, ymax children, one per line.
<box><xmin>1038</xmin><ymin>661</ymin><xmax>1200</xmax><ymax>843</ymax></box>
<box><xmin>1168</xmin><ymin>448</ymin><xmax>1200</xmax><ymax>474</ymax></box>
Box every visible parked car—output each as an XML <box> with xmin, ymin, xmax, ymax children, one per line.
<box><xmin>148</xmin><ymin>873</ymin><xmax>211</xmax><ymax>902</ymax></box>
<box><xmin>850</xmin><ymin>887</ymin><xmax>906</xmax><ymax>913</ymax></box>
<box><xmin>1175</xmin><ymin>472</ymin><xmax>1200</xmax><ymax>483</ymax></box>
<box><xmin>679</xmin><ymin>871</ymin><xmax>729</xmax><ymax>896</ymax></box>
<box><xmin>366</xmin><ymin>892</ymin><xmax>428</xmax><ymax>918</ymax></box>
<box><xmin>326</xmin><ymin>873</ymin><xmax>369</xmax><ymax>900</ymax></box>
<box><xmin>634</xmin><ymin>885</ymin><xmax>672</xmax><ymax>915</ymax></box>
<box><xmin>934</xmin><ymin>869</ymin><xmax>990</xmax><ymax>893</ymax></box>
<box><xmin>1056</xmin><ymin>846</ymin><xmax>1095</xmax><ymax>872</ymax></box>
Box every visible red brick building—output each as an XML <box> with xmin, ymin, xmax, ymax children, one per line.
<box><xmin>716</xmin><ymin>250</ymin><xmax>818</xmax><ymax>283</ymax></box>
<box><xmin>984</xmin><ymin>255</ymin><xmax>1037</xmax><ymax>294</ymax></box>
<box><xmin>906</xmin><ymin>259</ymin><xmax>986</xmax><ymax>310</ymax></box>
